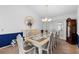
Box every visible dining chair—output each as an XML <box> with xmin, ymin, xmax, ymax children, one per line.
<box><xmin>41</xmin><ymin>32</ymin><xmax>53</xmax><ymax>54</ymax></box>
<box><xmin>41</xmin><ymin>37</ymin><xmax>50</xmax><ymax>54</ymax></box>
<box><xmin>49</xmin><ymin>32</ymin><xmax>54</xmax><ymax>54</ymax></box>
<box><xmin>54</xmin><ymin>31</ymin><xmax>59</xmax><ymax>48</ymax></box>
<box><xmin>16</xmin><ymin>34</ymin><xmax>36</xmax><ymax>54</ymax></box>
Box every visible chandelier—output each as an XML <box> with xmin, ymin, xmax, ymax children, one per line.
<box><xmin>42</xmin><ymin>17</ymin><xmax>52</xmax><ymax>22</ymax></box>
<box><xmin>41</xmin><ymin>17</ymin><xmax>52</xmax><ymax>32</ymax></box>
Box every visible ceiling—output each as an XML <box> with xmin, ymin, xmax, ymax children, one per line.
<box><xmin>27</xmin><ymin>5</ymin><xmax>78</xmax><ymax>18</ymax></box>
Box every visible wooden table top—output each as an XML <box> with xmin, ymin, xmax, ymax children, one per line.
<box><xmin>25</xmin><ymin>36</ymin><xmax>49</xmax><ymax>47</ymax></box>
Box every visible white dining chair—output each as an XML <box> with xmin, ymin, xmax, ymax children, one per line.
<box><xmin>41</xmin><ymin>32</ymin><xmax>53</xmax><ymax>54</ymax></box>
<box><xmin>49</xmin><ymin>32</ymin><xmax>55</xmax><ymax>54</ymax></box>
<box><xmin>16</xmin><ymin>34</ymin><xmax>36</xmax><ymax>54</ymax></box>
<box><xmin>41</xmin><ymin>37</ymin><xmax>50</xmax><ymax>54</ymax></box>
<box><xmin>54</xmin><ymin>31</ymin><xmax>59</xmax><ymax>48</ymax></box>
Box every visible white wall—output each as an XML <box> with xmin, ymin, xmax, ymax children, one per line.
<box><xmin>77</xmin><ymin>6</ymin><xmax>79</xmax><ymax>35</ymax></box>
<box><xmin>0</xmin><ymin>5</ymin><xmax>42</xmax><ymax>34</ymax></box>
<box><xmin>49</xmin><ymin>13</ymin><xmax>77</xmax><ymax>40</ymax></box>
<box><xmin>0</xmin><ymin>5</ymin><xmax>77</xmax><ymax>39</ymax></box>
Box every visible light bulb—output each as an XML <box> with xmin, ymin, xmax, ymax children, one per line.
<box><xmin>48</xmin><ymin>18</ymin><xmax>52</xmax><ymax>22</ymax></box>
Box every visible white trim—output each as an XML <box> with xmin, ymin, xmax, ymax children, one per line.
<box><xmin>0</xmin><ymin>45</ymin><xmax>12</xmax><ymax>49</ymax></box>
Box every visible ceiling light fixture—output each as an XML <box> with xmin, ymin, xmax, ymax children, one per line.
<box><xmin>42</xmin><ymin>17</ymin><xmax>52</xmax><ymax>22</ymax></box>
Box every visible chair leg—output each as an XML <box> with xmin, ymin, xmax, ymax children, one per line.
<box><xmin>50</xmin><ymin>46</ymin><xmax>53</xmax><ymax>54</ymax></box>
<box><xmin>47</xmin><ymin>50</ymin><xmax>49</xmax><ymax>54</ymax></box>
<box><xmin>34</xmin><ymin>47</ymin><xmax>36</xmax><ymax>54</ymax></box>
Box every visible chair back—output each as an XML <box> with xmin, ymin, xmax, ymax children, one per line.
<box><xmin>55</xmin><ymin>31</ymin><xmax>59</xmax><ymax>39</ymax></box>
<box><xmin>16</xmin><ymin>34</ymin><xmax>24</xmax><ymax>51</ymax></box>
<box><xmin>48</xmin><ymin>32</ymin><xmax>54</xmax><ymax>54</ymax></box>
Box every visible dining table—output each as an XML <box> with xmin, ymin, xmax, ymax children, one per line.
<box><xmin>25</xmin><ymin>34</ymin><xmax>49</xmax><ymax>54</ymax></box>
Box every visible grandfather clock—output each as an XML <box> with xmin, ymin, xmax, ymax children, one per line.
<box><xmin>66</xmin><ymin>18</ymin><xmax>77</xmax><ymax>44</ymax></box>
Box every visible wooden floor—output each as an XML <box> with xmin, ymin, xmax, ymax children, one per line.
<box><xmin>0</xmin><ymin>39</ymin><xmax>79</xmax><ymax>54</ymax></box>
<box><xmin>53</xmin><ymin>39</ymin><xmax>79</xmax><ymax>54</ymax></box>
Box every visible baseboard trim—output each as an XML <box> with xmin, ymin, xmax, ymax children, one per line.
<box><xmin>0</xmin><ymin>45</ymin><xmax>12</xmax><ymax>49</ymax></box>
